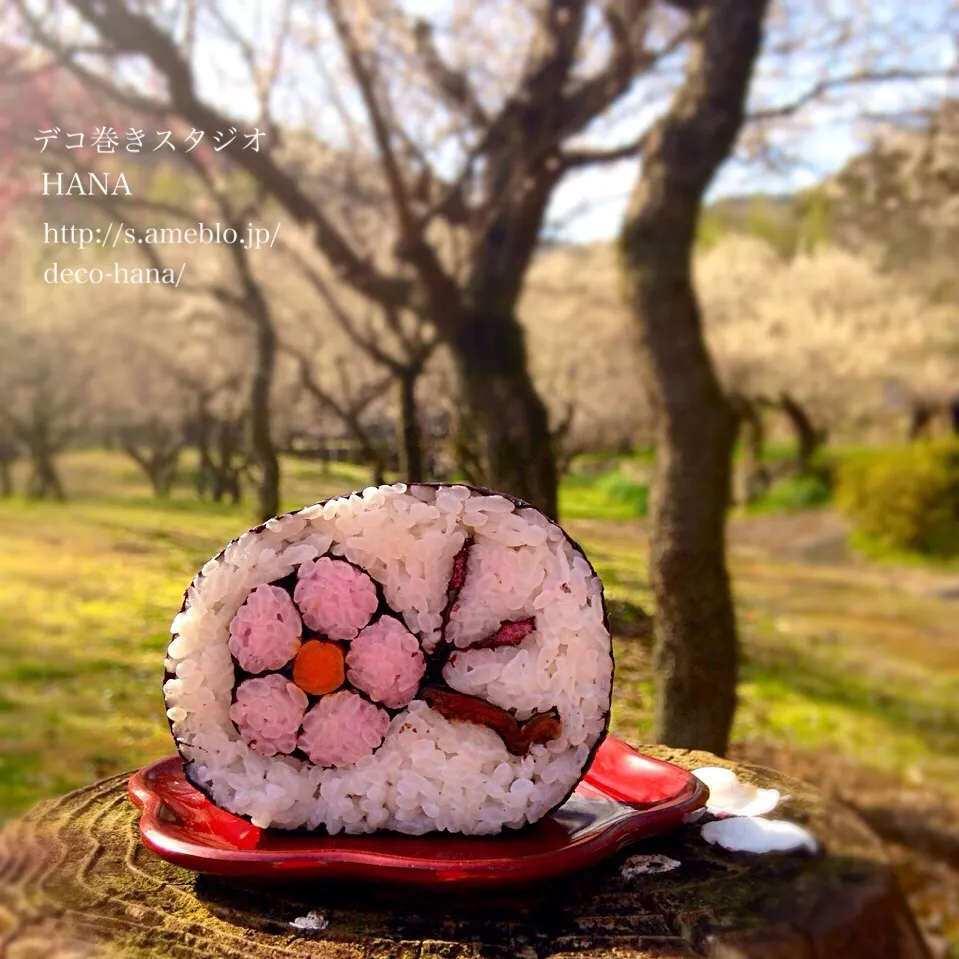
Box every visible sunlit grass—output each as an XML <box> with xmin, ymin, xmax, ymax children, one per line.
<box><xmin>560</xmin><ymin>473</ymin><xmax>649</xmax><ymax>520</ymax></box>
<box><xmin>571</xmin><ymin>523</ymin><xmax>959</xmax><ymax>800</ymax></box>
<box><xmin>0</xmin><ymin>452</ymin><xmax>374</xmax><ymax>819</ymax></box>
<box><xmin>0</xmin><ymin>449</ymin><xmax>956</xmax><ymax>821</ymax></box>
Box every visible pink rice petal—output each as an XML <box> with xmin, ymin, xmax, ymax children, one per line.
<box><xmin>229</xmin><ymin>584</ymin><xmax>302</xmax><ymax>673</ymax></box>
<box><xmin>293</xmin><ymin>557</ymin><xmax>378</xmax><ymax>640</ymax></box>
<box><xmin>297</xmin><ymin>691</ymin><xmax>390</xmax><ymax>768</ymax></box>
<box><xmin>347</xmin><ymin>616</ymin><xmax>426</xmax><ymax>708</ymax></box>
<box><xmin>230</xmin><ymin>674</ymin><xmax>308</xmax><ymax>756</ymax></box>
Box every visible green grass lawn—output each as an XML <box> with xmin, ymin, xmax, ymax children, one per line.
<box><xmin>0</xmin><ymin>451</ymin><xmax>373</xmax><ymax>818</ymax></box>
<box><xmin>3</xmin><ymin>448</ymin><xmax>957</xmax><ymax>951</ymax></box>
<box><xmin>0</xmin><ymin>449</ymin><xmax>956</xmax><ymax>823</ymax></box>
<box><xmin>572</xmin><ymin>520</ymin><xmax>959</xmax><ymax>793</ymax></box>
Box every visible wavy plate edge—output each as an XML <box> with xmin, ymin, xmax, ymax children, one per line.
<box><xmin>128</xmin><ymin>736</ymin><xmax>708</xmax><ymax>886</ymax></box>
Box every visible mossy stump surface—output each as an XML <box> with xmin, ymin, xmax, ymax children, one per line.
<box><xmin>0</xmin><ymin>746</ymin><xmax>928</xmax><ymax>959</ymax></box>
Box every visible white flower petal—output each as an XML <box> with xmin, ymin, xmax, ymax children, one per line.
<box><xmin>701</xmin><ymin>817</ymin><xmax>818</xmax><ymax>854</ymax></box>
<box><xmin>693</xmin><ymin>765</ymin><xmax>781</xmax><ymax>818</ymax></box>
<box><xmin>621</xmin><ymin>854</ymin><xmax>682</xmax><ymax>878</ymax></box>
<box><xmin>693</xmin><ymin>766</ymin><xmax>738</xmax><ymax>791</ymax></box>
<box><xmin>290</xmin><ymin>910</ymin><xmax>329</xmax><ymax>932</ymax></box>
<box><xmin>724</xmin><ymin>788</ymin><xmax>782</xmax><ymax>818</ymax></box>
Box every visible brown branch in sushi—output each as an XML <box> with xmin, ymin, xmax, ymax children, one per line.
<box><xmin>460</xmin><ymin>617</ymin><xmax>536</xmax><ymax>651</ymax></box>
<box><xmin>439</xmin><ymin>536</ymin><xmax>473</xmax><ymax>641</ymax></box>
<box><xmin>420</xmin><ymin>687</ymin><xmax>561</xmax><ymax>756</ymax></box>
<box><xmin>519</xmin><ymin>709</ymin><xmax>562</xmax><ymax>748</ymax></box>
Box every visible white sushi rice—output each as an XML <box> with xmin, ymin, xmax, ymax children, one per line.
<box><xmin>163</xmin><ymin>484</ymin><xmax>613</xmax><ymax>835</ymax></box>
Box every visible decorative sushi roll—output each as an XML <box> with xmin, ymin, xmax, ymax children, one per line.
<box><xmin>163</xmin><ymin>484</ymin><xmax>614</xmax><ymax>835</ymax></box>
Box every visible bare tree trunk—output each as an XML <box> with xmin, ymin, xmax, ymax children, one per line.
<box><xmin>0</xmin><ymin>437</ymin><xmax>15</xmax><ymax>497</ymax></box>
<box><xmin>730</xmin><ymin>394</ymin><xmax>769</xmax><ymax>504</ymax></box>
<box><xmin>228</xmin><ymin>471</ymin><xmax>243</xmax><ymax>505</ymax></box>
<box><xmin>128</xmin><ymin>452</ymin><xmax>177</xmax><ymax>497</ymax></box>
<box><xmin>908</xmin><ymin>402</ymin><xmax>933</xmax><ymax>441</ymax></box>
<box><xmin>351</xmin><ymin>429</ymin><xmax>389</xmax><ymax>487</ymax></box>
<box><xmin>455</xmin><ymin>311</ymin><xmax>558</xmax><ymax>518</ymax></box>
<box><xmin>28</xmin><ymin>451</ymin><xmax>66</xmax><ymax>501</ymax></box>
<box><xmin>779</xmin><ymin>392</ymin><xmax>821</xmax><ymax>474</ymax></box>
<box><xmin>146</xmin><ymin>454</ymin><xmax>179</xmax><ymax>497</ymax></box>
<box><xmin>119</xmin><ymin>427</ymin><xmax>182</xmax><ymax>498</ymax></box>
<box><xmin>192</xmin><ymin>405</ymin><xmax>216</xmax><ymax>500</ymax></box>
<box><xmin>396</xmin><ymin>369</ymin><xmax>424</xmax><ymax>481</ymax></box>
<box><xmin>250</xmin><ymin>319</ymin><xmax>280</xmax><ymax>521</ymax></box>
<box><xmin>156</xmin><ymin>456</ymin><xmax>179</xmax><ymax>497</ymax></box>
<box><xmin>908</xmin><ymin>401</ymin><xmax>935</xmax><ymax>442</ymax></box>
<box><xmin>218</xmin><ymin>418</ymin><xmax>246</xmax><ymax>506</ymax></box>
<box><xmin>619</xmin><ymin>0</ymin><xmax>769</xmax><ymax>756</ymax></box>
<box><xmin>449</xmin><ymin>407</ymin><xmax>485</xmax><ymax>486</ymax></box>
<box><xmin>215</xmin><ymin>216</ymin><xmax>281</xmax><ymax>522</ymax></box>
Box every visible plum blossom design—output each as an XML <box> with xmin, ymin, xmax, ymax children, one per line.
<box><xmin>226</xmin><ymin>539</ymin><xmax>561</xmax><ymax>769</ymax></box>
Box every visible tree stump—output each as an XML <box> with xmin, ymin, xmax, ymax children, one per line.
<box><xmin>0</xmin><ymin>746</ymin><xmax>929</xmax><ymax>959</ymax></box>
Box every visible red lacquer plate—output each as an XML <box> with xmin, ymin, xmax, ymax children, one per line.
<box><xmin>128</xmin><ymin>736</ymin><xmax>707</xmax><ymax>887</ymax></box>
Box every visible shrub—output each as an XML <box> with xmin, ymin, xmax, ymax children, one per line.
<box><xmin>596</xmin><ymin>471</ymin><xmax>649</xmax><ymax>517</ymax></box>
<box><xmin>835</xmin><ymin>442</ymin><xmax>959</xmax><ymax>556</ymax></box>
<box><xmin>757</xmin><ymin>473</ymin><xmax>832</xmax><ymax>512</ymax></box>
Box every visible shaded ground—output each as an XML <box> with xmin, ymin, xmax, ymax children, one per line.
<box><xmin>0</xmin><ymin>452</ymin><xmax>956</xmax><ymax>954</ymax></box>
<box><xmin>575</xmin><ymin>510</ymin><xmax>959</xmax><ymax>957</ymax></box>
<box><xmin>733</xmin><ymin>741</ymin><xmax>959</xmax><ymax>959</ymax></box>
<box><xmin>724</xmin><ymin>509</ymin><xmax>959</xmax><ymax>956</ymax></box>
<box><xmin>728</xmin><ymin>508</ymin><xmax>959</xmax><ymax>601</ymax></box>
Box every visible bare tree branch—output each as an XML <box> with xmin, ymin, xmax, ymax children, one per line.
<box><xmin>208</xmin><ymin>0</ymin><xmax>292</xmax><ymax>139</ymax></box>
<box><xmin>325</xmin><ymin>0</ymin><xmax>462</xmax><ymax>330</ymax></box>
<box><xmin>51</xmin><ymin>0</ymin><xmax>410</xmax><ymax>306</ymax></box>
<box><xmin>288</xmin><ymin>343</ymin><xmax>393</xmax><ymax>481</ymax></box>
<box><xmin>748</xmin><ymin>66</ymin><xmax>959</xmax><ymax>123</ymax></box>
<box><xmin>561</xmin><ymin>130</ymin><xmax>650</xmax><ymax>168</ymax></box>
<box><xmin>326</xmin><ymin>0</ymin><xmax>420</xmax><ymax>248</ymax></box>
<box><xmin>557</xmin><ymin>0</ymin><xmax>659</xmax><ymax>137</ymax></box>
<box><xmin>281</xmin><ymin>243</ymin><xmax>402</xmax><ymax>371</ymax></box>
<box><xmin>412</xmin><ymin>18</ymin><xmax>488</xmax><ymax>128</ymax></box>
<box><xmin>663</xmin><ymin>0</ymin><xmax>704</xmax><ymax>12</ymax></box>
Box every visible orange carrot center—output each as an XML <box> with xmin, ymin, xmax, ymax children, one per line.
<box><xmin>293</xmin><ymin>640</ymin><xmax>345</xmax><ymax>696</ymax></box>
